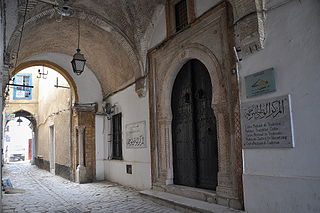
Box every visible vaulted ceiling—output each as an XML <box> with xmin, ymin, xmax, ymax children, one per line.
<box><xmin>8</xmin><ymin>0</ymin><xmax>165</xmax><ymax>96</ymax></box>
<box><xmin>7</xmin><ymin>0</ymin><xmax>266</xmax><ymax>96</ymax></box>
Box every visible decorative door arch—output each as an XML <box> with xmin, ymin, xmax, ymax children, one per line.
<box><xmin>148</xmin><ymin>4</ymin><xmax>243</xmax><ymax>209</ymax></box>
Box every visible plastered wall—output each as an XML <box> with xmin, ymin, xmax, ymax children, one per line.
<box><xmin>195</xmin><ymin>0</ymin><xmax>221</xmax><ymax>17</ymax></box>
<box><xmin>239</xmin><ymin>0</ymin><xmax>320</xmax><ymax>212</ymax></box>
<box><xmin>37</xmin><ymin>68</ymin><xmax>71</xmax><ymax>169</ymax></box>
<box><xmin>147</xmin><ymin>0</ymin><xmax>221</xmax><ymax>50</ymax></box>
<box><xmin>96</xmin><ymin>84</ymin><xmax>151</xmax><ymax>189</ymax></box>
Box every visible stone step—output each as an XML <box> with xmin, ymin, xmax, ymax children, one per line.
<box><xmin>140</xmin><ymin>190</ymin><xmax>246</xmax><ymax>213</ymax></box>
<box><xmin>154</xmin><ymin>184</ymin><xmax>218</xmax><ymax>204</ymax></box>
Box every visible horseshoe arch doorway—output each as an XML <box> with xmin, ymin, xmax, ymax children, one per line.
<box><xmin>171</xmin><ymin>59</ymin><xmax>218</xmax><ymax>190</ymax></box>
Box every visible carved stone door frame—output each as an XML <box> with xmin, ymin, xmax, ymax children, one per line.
<box><xmin>148</xmin><ymin>3</ymin><xmax>243</xmax><ymax>209</ymax></box>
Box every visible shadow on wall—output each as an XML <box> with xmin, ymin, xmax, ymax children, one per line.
<box><xmin>34</xmin><ymin>157</ymin><xmax>71</xmax><ymax>180</ymax></box>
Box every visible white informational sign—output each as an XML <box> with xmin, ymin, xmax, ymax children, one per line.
<box><xmin>15</xmin><ymin>90</ymin><xmax>25</xmax><ymax>98</ymax></box>
<box><xmin>126</xmin><ymin>121</ymin><xmax>147</xmax><ymax>149</ymax></box>
<box><xmin>241</xmin><ymin>94</ymin><xmax>294</xmax><ymax>148</ymax></box>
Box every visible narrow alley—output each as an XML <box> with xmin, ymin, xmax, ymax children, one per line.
<box><xmin>2</xmin><ymin>163</ymin><xmax>179</xmax><ymax>213</ymax></box>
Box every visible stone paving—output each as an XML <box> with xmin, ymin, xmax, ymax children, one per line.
<box><xmin>2</xmin><ymin>163</ymin><xmax>180</xmax><ymax>213</ymax></box>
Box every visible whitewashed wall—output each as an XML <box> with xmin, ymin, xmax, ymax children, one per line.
<box><xmin>96</xmin><ymin>84</ymin><xmax>151</xmax><ymax>189</ymax></box>
<box><xmin>240</xmin><ymin>0</ymin><xmax>320</xmax><ymax>212</ymax></box>
<box><xmin>95</xmin><ymin>115</ymin><xmax>106</xmax><ymax>181</ymax></box>
<box><xmin>195</xmin><ymin>0</ymin><xmax>220</xmax><ymax>17</ymax></box>
<box><xmin>147</xmin><ymin>1</ymin><xmax>221</xmax><ymax>50</ymax></box>
<box><xmin>147</xmin><ymin>5</ymin><xmax>166</xmax><ymax>50</ymax></box>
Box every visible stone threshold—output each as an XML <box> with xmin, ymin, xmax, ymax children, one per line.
<box><xmin>140</xmin><ymin>190</ymin><xmax>246</xmax><ymax>213</ymax></box>
<box><xmin>154</xmin><ymin>184</ymin><xmax>218</xmax><ymax>203</ymax></box>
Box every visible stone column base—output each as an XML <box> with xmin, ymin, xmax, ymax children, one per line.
<box><xmin>76</xmin><ymin>165</ymin><xmax>88</xmax><ymax>184</ymax></box>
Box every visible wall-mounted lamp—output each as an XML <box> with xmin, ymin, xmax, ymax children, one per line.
<box><xmin>103</xmin><ymin>102</ymin><xmax>116</xmax><ymax>120</ymax></box>
<box><xmin>71</xmin><ymin>18</ymin><xmax>86</xmax><ymax>75</ymax></box>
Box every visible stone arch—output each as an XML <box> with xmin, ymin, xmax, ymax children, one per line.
<box><xmin>156</xmin><ymin>43</ymin><xmax>231</xmax><ymax>186</ymax></box>
<box><xmin>159</xmin><ymin>43</ymin><xmax>227</xmax><ymax>121</ymax></box>
<box><xmin>5</xmin><ymin>109</ymin><xmax>38</xmax><ymax>163</ymax></box>
<box><xmin>13</xmin><ymin>60</ymin><xmax>79</xmax><ymax>102</ymax></box>
<box><xmin>8</xmin><ymin>58</ymin><xmax>99</xmax><ymax>182</ymax></box>
<box><xmin>9</xmin><ymin>110</ymin><xmax>37</xmax><ymax>129</ymax></box>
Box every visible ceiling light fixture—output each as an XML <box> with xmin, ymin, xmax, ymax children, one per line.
<box><xmin>71</xmin><ymin>18</ymin><xmax>86</xmax><ymax>75</ymax></box>
<box><xmin>56</xmin><ymin>6</ymin><xmax>74</xmax><ymax>17</ymax></box>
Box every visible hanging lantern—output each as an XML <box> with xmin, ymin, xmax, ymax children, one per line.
<box><xmin>71</xmin><ymin>18</ymin><xmax>86</xmax><ymax>75</ymax></box>
<box><xmin>16</xmin><ymin>117</ymin><xmax>23</xmax><ymax>126</ymax></box>
<box><xmin>71</xmin><ymin>49</ymin><xmax>86</xmax><ymax>75</ymax></box>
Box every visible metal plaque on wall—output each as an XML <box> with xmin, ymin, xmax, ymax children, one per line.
<box><xmin>126</xmin><ymin>121</ymin><xmax>147</xmax><ymax>149</ymax></box>
<box><xmin>245</xmin><ymin>68</ymin><xmax>276</xmax><ymax>98</ymax></box>
<box><xmin>241</xmin><ymin>94</ymin><xmax>294</xmax><ymax>148</ymax></box>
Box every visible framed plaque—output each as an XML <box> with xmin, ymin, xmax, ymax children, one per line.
<box><xmin>245</xmin><ymin>68</ymin><xmax>276</xmax><ymax>98</ymax></box>
<box><xmin>126</xmin><ymin>121</ymin><xmax>147</xmax><ymax>149</ymax></box>
<box><xmin>241</xmin><ymin>94</ymin><xmax>294</xmax><ymax>148</ymax></box>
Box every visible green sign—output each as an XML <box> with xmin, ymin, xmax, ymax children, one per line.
<box><xmin>245</xmin><ymin>68</ymin><xmax>276</xmax><ymax>98</ymax></box>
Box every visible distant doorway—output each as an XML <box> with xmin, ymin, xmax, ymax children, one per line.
<box><xmin>171</xmin><ymin>59</ymin><xmax>218</xmax><ymax>190</ymax></box>
<box><xmin>49</xmin><ymin>125</ymin><xmax>55</xmax><ymax>174</ymax></box>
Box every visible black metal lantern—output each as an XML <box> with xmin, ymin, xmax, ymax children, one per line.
<box><xmin>17</xmin><ymin>117</ymin><xmax>23</xmax><ymax>126</ymax></box>
<box><xmin>71</xmin><ymin>49</ymin><xmax>86</xmax><ymax>75</ymax></box>
<box><xmin>71</xmin><ymin>19</ymin><xmax>86</xmax><ymax>75</ymax></box>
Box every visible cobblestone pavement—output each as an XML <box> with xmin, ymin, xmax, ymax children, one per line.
<box><xmin>2</xmin><ymin>163</ymin><xmax>180</xmax><ymax>213</ymax></box>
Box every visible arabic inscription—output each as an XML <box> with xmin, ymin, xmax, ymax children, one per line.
<box><xmin>241</xmin><ymin>95</ymin><xmax>294</xmax><ymax>148</ymax></box>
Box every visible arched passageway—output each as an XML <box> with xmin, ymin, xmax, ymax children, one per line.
<box><xmin>5</xmin><ymin>61</ymin><xmax>102</xmax><ymax>183</ymax></box>
<box><xmin>4</xmin><ymin>65</ymin><xmax>77</xmax><ymax>180</ymax></box>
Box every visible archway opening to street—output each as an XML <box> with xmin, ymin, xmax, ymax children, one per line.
<box><xmin>4</xmin><ymin>65</ymin><xmax>75</xmax><ymax>180</ymax></box>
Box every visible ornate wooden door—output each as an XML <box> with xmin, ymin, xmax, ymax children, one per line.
<box><xmin>192</xmin><ymin>60</ymin><xmax>218</xmax><ymax>189</ymax></box>
<box><xmin>172</xmin><ymin>59</ymin><xmax>218</xmax><ymax>190</ymax></box>
<box><xmin>172</xmin><ymin>61</ymin><xmax>197</xmax><ymax>187</ymax></box>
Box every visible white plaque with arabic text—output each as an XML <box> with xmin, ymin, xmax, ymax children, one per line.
<box><xmin>241</xmin><ymin>94</ymin><xmax>294</xmax><ymax>148</ymax></box>
<box><xmin>126</xmin><ymin>121</ymin><xmax>147</xmax><ymax>149</ymax></box>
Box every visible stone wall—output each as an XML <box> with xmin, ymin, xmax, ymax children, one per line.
<box><xmin>72</xmin><ymin>104</ymin><xmax>97</xmax><ymax>182</ymax></box>
<box><xmin>55</xmin><ymin>163</ymin><xmax>72</xmax><ymax>180</ymax></box>
<box><xmin>34</xmin><ymin>158</ymin><xmax>71</xmax><ymax>180</ymax></box>
<box><xmin>34</xmin><ymin>157</ymin><xmax>50</xmax><ymax>172</ymax></box>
